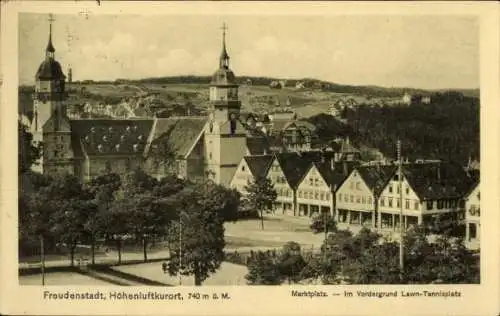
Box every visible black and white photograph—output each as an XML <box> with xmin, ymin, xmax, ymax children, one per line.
<box><xmin>15</xmin><ymin>9</ymin><xmax>485</xmax><ymax>289</ymax></box>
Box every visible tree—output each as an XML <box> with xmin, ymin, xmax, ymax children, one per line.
<box><xmin>277</xmin><ymin>242</ymin><xmax>307</xmax><ymax>284</ymax></box>
<box><xmin>18</xmin><ymin>120</ymin><xmax>42</xmax><ymax>174</ymax></box>
<box><xmin>166</xmin><ymin>183</ymin><xmax>228</xmax><ymax>285</ymax></box>
<box><xmin>29</xmin><ymin>173</ymin><xmax>92</xmax><ymax>266</ymax></box>
<box><xmin>245</xmin><ymin>251</ymin><xmax>282</xmax><ymax>285</ymax></box>
<box><xmin>310</xmin><ymin>212</ymin><xmax>337</xmax><ymax>234</ymax></box>
<box><xmin>426</xmin><ymin>212</ymin><xmax>465</xmax><ymax>238</ymax></box>
<box><xmin>125</xmin><ymin>192</ymin><xmax>176</xmax><ymax>262</ymax></box>
<box><xmin>203</xmin><ymin>182</ymin><xmax>241</xmax><ymax>223</ymax></box>
<box><xmin>245</xmin><ymin>177</ymin><xmax>277</xmax><ymax>230</ymax></box>
<box><xmin>85</xmin><ymin>173</ymin><xmax>122</xmax><ymax>264</ymax></box>
<box><xmin>107</xmin><ymin>199</ymin><xmax>133</xmax><ymax>265</ymax></box>
<box><xmin>403</xmin><ymin>226</ymin><xmax>479</xmax><ymax>284</ymax></box>
<box><xmin>149</xmin><ymin>134</ymin><xmax>178</xmax><ymax>175</ymax></box>
<box><xmin>120</xmin><ymin>168</ymin><xmax>158</xmax><ymax>197</ymax></box>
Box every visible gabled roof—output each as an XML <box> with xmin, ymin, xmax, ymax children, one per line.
<box><xmin>315</xmin><ymin>160</ymin><xmax>361</xmax><ymax>190</ymax></box>
<box><xmin>268</xmin><ymin>119</ymin><xmax>316</xmax><ymax>134</ymax></box>
<box><xmin>243</xmin><ymin>155</ymin><xmax>274</xmax><ymax>179</ymax></box>
<box><xmin>464</xmin><ymin>180</ymin><xmax>480</xmax><ymax>199</ymax></box>
<box><xmin>71</xmin><ymin>119</ymin><xmax>154</xmax><ymax>157</ymax></box>
<box><xmin>149</xmin><ymin>117</ymin><xmax>207</xmax><ymax>158</ymax></box>
<box><xmin>274</xmin><ymin>152</ymin><xmax>311</xmax><ymax>189</ymax></box>
<box><xmin>246</xmin><ymin>136</ymin><xmax>270</xmax><ymax>156</ymax></box>
<box><xmin>272</xmin><ymin>152</ymin><xmax>346</xmax><ymax>189</ymax></box>
<box><xmin>402</xmin><ymin>162</ymin><xmax>473</xmax><ymax>200</ymax></box>
<box><xmin>356</xmin><ymin>165</ymin><xmax>397</xmax><ymax>197</ymax></box>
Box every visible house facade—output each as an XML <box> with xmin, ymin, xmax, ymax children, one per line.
<box><xmin>230</xmin><ymin>155</ymin><xmax>273</xmax><ymax>194</ymax></box>
<box><xmin>296</xmin><ymin>163</ymin><xmax>333</xmax><ymax>217</ymax></box>
<box><xmin>377</xmin><ymin>162</ymin><xmax>472</xmax><ymax>232</ymax></box>
<box><xmin>335</xmin><ymin>165</ymin><xmax>394</xmax><ymax>227</ymax></box>
<box><xmin>266</xmin><ymin>154</ymin><xmax>297</xmax><ymax>214</ymax></box>
<box><xmin>465</xmin><ymin>182</ymin><xmax>480</xmax><ymax>249</ymax></box>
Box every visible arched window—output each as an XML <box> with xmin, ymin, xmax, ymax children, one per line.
<box><xmin>230</xmin><ymin>119</ymin><xmax>236</xmax><ymax>135</ymax></box>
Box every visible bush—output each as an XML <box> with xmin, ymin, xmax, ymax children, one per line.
<box><xmin>310</xmin><ymin>213</ymin><xmax>337</xmax><ymax>234</ymax></box>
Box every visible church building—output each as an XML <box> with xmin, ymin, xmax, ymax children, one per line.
<box><xmin>29</xmin><ymin>20</ymin><xmax>265</xmax><ymax>186</ymax></box>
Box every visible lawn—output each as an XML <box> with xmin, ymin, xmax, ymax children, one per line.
<box><xmin>224</xmin><ymin>215</ymin><xmax>325</xmax><ymax>250</ymax></box>
<box><xmin>113</xmin><ymin>261</ymin><xmax>248</xmax><ymax>286</ymax></box>
<box><xmin>19</xmin><ymin>271</ymin><xmax>112</xmax><ymax>286</ymax></box>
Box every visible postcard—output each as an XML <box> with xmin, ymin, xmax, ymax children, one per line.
<box><xmin>1</xmin><ymin>1</ymin><xmax>499</xmax><ymax>315</ymax></box>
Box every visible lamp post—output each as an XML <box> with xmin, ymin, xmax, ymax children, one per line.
<box><xmin>397</xmin><ymin>139</ymin><xmax>404</xmax><ymax>282</ymax></box>
<box><xmin>179</xmin><ymin>218</ymin><xmax>182</xmax><ymax>286</ymax></box>
<box><xmin>40</xmin><ymin>235</ymin><xmax>45</xmax><ymax>286</ymax></box>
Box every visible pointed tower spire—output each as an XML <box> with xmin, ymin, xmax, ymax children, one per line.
<box><xmin>219</xmin><ymin>22</ymin><xmax>230</xmax><ymax>69</ymax></box>
<box><xmin>46</xmin><ymin>14</ymin><xmax>56</xmax><ymax>58</ymax></box>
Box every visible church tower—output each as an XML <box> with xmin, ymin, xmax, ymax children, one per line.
<box><xmin>31</xmin><ymin>15</ymin><xmax>74</xmax><ymax>175</ymax></box>
<box><xmin>204</xmin><ymin>23</ymin><xmax>248</xmax><ymax>186</ymax></box>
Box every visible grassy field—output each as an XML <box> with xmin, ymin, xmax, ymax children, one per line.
<box><xmin>19</xmin><ymin>271</ymin><xmax>112</xmax><ymax>286</ymax></box>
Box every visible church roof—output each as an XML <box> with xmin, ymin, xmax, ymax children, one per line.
<box><xmin>149</xmin><ymin>117</ymin><xmax>207</xmax><ymax>158</ymax></box>
<box><xmin>70</xmin><ymin>119</ymin><xmax>154</xmax><ymax>157</ymax></box>
<box><xmin>46</xmin><ymin>35</ymin><xmax>55</xmax><ymax>53</ymax></box>
<box><xmin>211</xmin><ymin>68</ymin><xmax>237</xmax><ymax>86</ymax></box>
<box><xmin>36</xmin><ymin>59</ymin><xmax>66</xmax><ymax>80</ymax></box>
<box><xmin>243</xmin><ymin>155</ymin><xmax>274</xmax><ymax>179</ymax></box>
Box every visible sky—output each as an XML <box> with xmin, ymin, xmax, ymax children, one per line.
<box><xmin>19</xmin><ymin>13</ymin><xmax>479</xmax><ymax>90</ymax></box>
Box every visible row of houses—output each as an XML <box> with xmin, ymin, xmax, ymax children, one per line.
<box><xmin>230</xmin><ymin>153</ymin><xmax>480</xmax><ymax>248</ymax></box>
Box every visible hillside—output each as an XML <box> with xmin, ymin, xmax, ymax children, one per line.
<box><xmin>111</xmin><ymin>75</ymin><xmax>479</xmax><ymax>98</ymax></box>
<box><xmin>19</xmin><ymin>77</ymin><xmax>479</xmax><ymax>166</ymax></box>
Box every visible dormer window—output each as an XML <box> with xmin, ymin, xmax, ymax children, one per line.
<box><xmin>133</xmin><ymin>144</ymin><xmax>139</xmax><ymax>152</ymax></box>
<box><xmin>108</xmin><ymin>127</ymin><xmax>114</xmax><ymax>132</ymax></box>
<box><xmin>103</xmin><ymin>136</ymin><xmax>108</xmax><ymax>142</ymax></box>
<box><xmin>126</xmin><ymin>126</ymin><xmax>131</xmax><ymax>132</ymax></box>
<box><xmin>84</xmin><ymin>135</ymin><xmax>90</xmax><ymax>142</ymax></box>
<box><xmin>90</xmin><ymin>127</ymin><xmax>96</xmax><ymax>133</ymax></box>
<box><xmin>115</xmin><ymin>144</ymin><xmax>120</xmax><ymax>152</ymax></box>
<box><xmin>97</xmin><ymin>144</ymin><xmax>103</xmax><ymax>152</ymax></box>
<box><xmin>120</xmin><ymin>135</ymin><xmax>126</xmax><ymax>142</ymax></box>
<box><xmin>138</xmin><ymin>135</ymin><xmax>143</xmax><ymax>141</ymax></box>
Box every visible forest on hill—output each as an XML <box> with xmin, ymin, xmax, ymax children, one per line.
<box><xmin>306</xmin><ymin>91</ymin><xmax>480</xmax><ymax>165</ymax></box>
<box><xmin>109</xmin><ymin>76</ymin><xmax>479</xmax><ymax>98</ymax></box>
